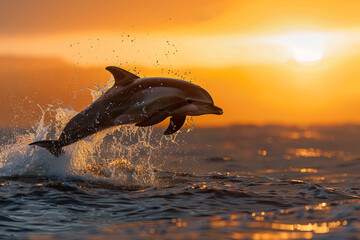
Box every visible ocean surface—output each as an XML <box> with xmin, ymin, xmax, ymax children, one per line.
<box><xmin>0</xmin><ymin>121</ymin><xmax>359</xmax><ymax>239</ymax></box>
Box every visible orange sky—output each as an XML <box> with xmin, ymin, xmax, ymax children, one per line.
<box><xmin>1</xmin><ymin>0</ymin><xmax>360</xmax><ymax>127</ymax></box>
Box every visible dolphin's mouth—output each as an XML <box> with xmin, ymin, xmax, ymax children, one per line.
<box><xmin>206</xmin><ymin>104</ymin><xmax>223</xmax><ymax>115</ymax></box>
<box><xmin>188</xmin><ymin>103</ymin><xmax>223</xmax><ymax>116</ymax></box>
<box><xmin>171</xmin><ymin>102</ymin><xmax>223</xmax><ymax>116</ymax></box>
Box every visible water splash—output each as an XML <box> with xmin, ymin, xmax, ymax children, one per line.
<box><xmin>0</xmin><ymin>75</ymin><xmax>159</xmax><ymax>187</ymax></box>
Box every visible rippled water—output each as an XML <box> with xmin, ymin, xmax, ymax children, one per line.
<box><xmin>0</xmin><ymin>123</ymin><xmax>359</xmax><ymax>239</ymax></box>
<box><xmin>1</xmin><ymin>73</ymin><xmax>360</xmax><ymax>239</ymax></box>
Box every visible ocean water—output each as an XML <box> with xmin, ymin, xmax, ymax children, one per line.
<box><xmin>0</xmin><ymin>76</ymin><xmax>359</xmax><ymax>239</ymax></box>
<box><xmin>0</xmin><ymin>122</ymin><xmax>359</xmax><ymax>240</ymax></box>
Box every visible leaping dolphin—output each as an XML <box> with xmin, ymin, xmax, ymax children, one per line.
<box><xmin>29</xmin><ymin>66</ymin><xmax>223</xmax><ymax>156</ymax></box>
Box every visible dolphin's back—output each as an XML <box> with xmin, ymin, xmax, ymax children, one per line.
<box><xmin>124</xmin><ymin>77</ymin><xmax>214</xmax><ymax>104</ymax></box>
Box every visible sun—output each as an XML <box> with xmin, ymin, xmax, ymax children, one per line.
<box><xmin>281</xmin><ymin>33</ymin><xmax>326</xmax><ymax>63</ymax></box>
<box><xmin>291</xmin><ymin>45</ymin><xmax>323</xmax><ymax>63</ymax></box>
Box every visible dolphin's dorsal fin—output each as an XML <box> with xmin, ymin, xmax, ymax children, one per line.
<box><xmin>106</xmin><ymin>66</ymin><xmax>140</xmax><ymax>87</ymax></box>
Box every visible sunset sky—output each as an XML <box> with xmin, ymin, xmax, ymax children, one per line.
<box><xmin>1</xmin><ymin>0</ymin><xmax>360</xmax><ymax>127</ymax></box>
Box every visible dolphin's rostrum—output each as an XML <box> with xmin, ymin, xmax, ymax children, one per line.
<box><xmin>29</xmin><ymin>66</ymin><xmax>223</xmax><ymax>156</ymax></box>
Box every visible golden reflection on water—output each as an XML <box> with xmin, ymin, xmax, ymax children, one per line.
<box><xmin>66</xmin><ymin>203</ymin><xmax>353</xmax><ymax>240</ymax></box>
<box><xmin>232</xmin><ymin>231</ymin><xmax>314</xmax><ymax>240</ymax></box>
<box><xmin>257</xmin><ymin>149</ymin><xmax>267</xmax><ymax>156</ymax></box>
<box><xmin>213</xmin><ymin>214</ymin><xmax>347</xmax><ymax>239</ymax></box>
<box><xmin>260</xmin><ymin>168</ymin><xmax>319</xmax><ymax>174</ymax></box>
<box><xmin>289</xmin><ymin>167</ymin><xmax>319</xmax><ymax>173</ymax></box>
<box><xmin>219</xmin><ymin>217</ymin><xmax>346</xmax><ymax>239</ymax></box>
<box><xmin>287</xmin><ymin>148</ymin><xmax>336</xmax><ymax>158</ymax></box>
<box><xmin>279</xmin><ymin>130</ymin><xmax>327</xmax><ymax>140</ymax></box>
<box><xmin>207</xmin><ymin>202</ymin><xmax>348</xmax><ymax>239</ymax></box>
<box><xmin>29</xmin><ymin>214</ymin><xmax>349</xmax><ymax>240</ymax></box>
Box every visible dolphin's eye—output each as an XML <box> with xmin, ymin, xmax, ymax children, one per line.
<box><xmin>186</xmin><ymin>99</ymin><xmax>193</xmax><ymax>104</ymax></box>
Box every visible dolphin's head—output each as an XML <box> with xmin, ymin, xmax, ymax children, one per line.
<box><xmin>172</xmin><ymin>86</ymin><xmax>223</xmax><ymax>116</ymax></box>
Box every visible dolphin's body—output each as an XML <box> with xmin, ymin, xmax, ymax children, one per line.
<box><xmin>29</xmin><ymin>66</ymin><xmax>223</xmax><ymax>156</ymax></box>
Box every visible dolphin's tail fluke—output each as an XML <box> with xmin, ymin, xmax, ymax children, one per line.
<box><xmin>29</xmin><ymin>140</ymin><xmax>63</xmax><ymax>157</ymax></box>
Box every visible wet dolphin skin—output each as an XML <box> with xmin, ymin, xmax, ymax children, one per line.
<box><xmin>29</xmin><ymin>66</ymin><xmax>223</xmax><ymax>156</ymax></box>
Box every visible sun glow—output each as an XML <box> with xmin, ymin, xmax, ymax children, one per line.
<box><xmin>279</xmin><ymin>33</ymin><xmax>326</xmax><ymax>63</ymax></box>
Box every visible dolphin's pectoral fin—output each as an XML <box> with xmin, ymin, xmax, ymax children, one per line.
<box><xmin>135</xmin><ymin>112</ymin><xmax>169</xmax><ymax>127</ymax></box>
<box><xmin>164</xmin><ymin>116</ymin><xmax>186</xmax><ymax>135</ymax></box>
<box><xmin>106</xmin><ymin>66</ymin><xmax>140</xmax><ymax>87</ymax></box>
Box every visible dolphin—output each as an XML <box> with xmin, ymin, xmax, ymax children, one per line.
<box><xmin>29</xmin><ymin>66</ymin><xmax>223</xmax><ymax>156</ymax></box>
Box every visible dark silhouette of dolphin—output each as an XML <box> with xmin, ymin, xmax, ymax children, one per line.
<box><xmin>29</xmin><ymin>66</ymin><xmax>223</xmax><ymax>156</ymax></box>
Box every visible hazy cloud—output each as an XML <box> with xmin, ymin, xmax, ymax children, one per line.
<box><xmin>0</xmin><ymin>0</ymin><xmax>231</xmax><ymax>36</ymax></box>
